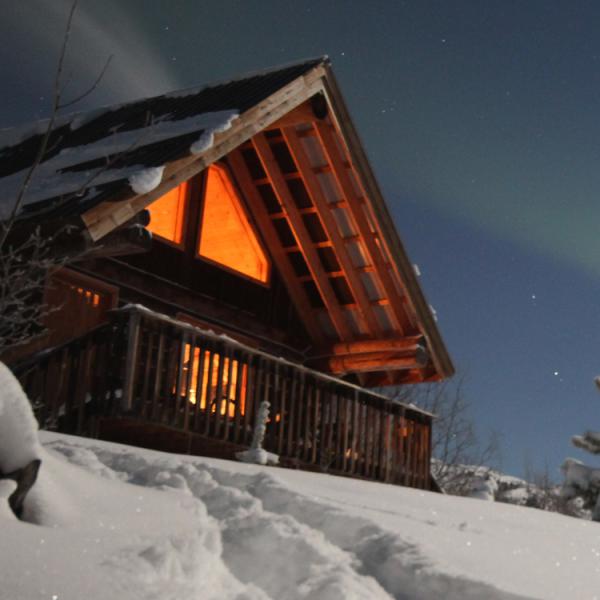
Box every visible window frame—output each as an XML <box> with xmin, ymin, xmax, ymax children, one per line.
<box><xmin>195</xmin><ymin>163</ymin><xmax>272</xmax><ymax>287</ymax></box>
<box><xmin>146</xmin><ymin>180</ymin><xmax>190</xmax><ymax>250</ymax></box>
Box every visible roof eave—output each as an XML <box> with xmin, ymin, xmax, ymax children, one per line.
<box><xmin>318</xmin><ymin>63</ymin><xmax>455</xmax><ymax>380</ymax></box>
<box><xmin>81</xmin><ymin>60</ymin><xmax>331</xmax><ymax>242</ymax></box>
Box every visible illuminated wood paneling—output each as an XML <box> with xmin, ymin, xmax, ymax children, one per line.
<box><xmin>198</xmin><ymin>165</ymin><xmax>270</xmax><ymax>284</ymax></box>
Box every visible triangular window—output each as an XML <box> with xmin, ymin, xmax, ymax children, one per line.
<box><xmin>146</xmin><ymin>181</ymin><xmax>187</xmax><ymax>245</ymax></box>
<box><xmin>198</xmin><ymin>165</ymin><xmax>270</xmax><ymax>284</ymax></box>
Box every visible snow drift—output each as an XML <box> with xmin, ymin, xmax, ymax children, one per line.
<box><xmin>1</xmin><ymin>365</ymin><xmax>599</xmax><ymax>600</ymax></box>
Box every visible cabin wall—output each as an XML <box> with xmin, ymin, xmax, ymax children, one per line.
<box><xmin>67</xmin><ymin>166</ymin><xmax>310</xmax><ymax>358</ymax></box>
<box><xmin>75</xmin><ymin>251</ymin><xmax>310</xmax><ymax>358</ymax></box>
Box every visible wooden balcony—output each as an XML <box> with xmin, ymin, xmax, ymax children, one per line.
<box><xmin>12</xmin><ymin>305</ymin><xmax>432</xmax><ymax>489</ymax></box>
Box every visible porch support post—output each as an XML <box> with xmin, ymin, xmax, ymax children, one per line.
<box><xmin>121</xmin><ymin>310</ymin><xmax>141</xmax><ymax>412</ymax></box>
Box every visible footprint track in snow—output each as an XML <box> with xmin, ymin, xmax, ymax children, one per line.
<box><xmin>47</xmin><ymin>440</ymin><xmax>533</xmax><ymax>600</ymax></box>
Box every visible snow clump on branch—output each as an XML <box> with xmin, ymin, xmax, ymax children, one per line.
<box><xmin>128</xmin><ymin>166</ymin><xmax>165</xmax><ymax>195</ymax></box>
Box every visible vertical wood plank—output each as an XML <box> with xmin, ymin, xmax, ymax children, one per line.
<box><xmin>302</xmin><ymin>379</ymin><xmax>313</xmax><ymax>463</ymax></box>
<box><xmin>364</xmin><ymin>404</ymin><xmax>372</xmax><ymax>478</ymax></box>
<box><xmin>277</xmin><ymin>366</ymin><xmax>287</xmax><ymax>455</ymax></box>
<box><xmin>222</xmin><ymin>351</ymin><xmax>235</xmax><ymax>441</ymax></box>
<box><xmin>213</xmin><ymin>347</ymin><xmax>226</xmax><ymax>438</ymax></box>
<box><xmin>340</xmin><ymin>394</ymin><xmax>350</xmax><ymax>472</ymax></box>
<box><xmin>350</xmin><ymin>390</ymin><xmax>359</xmax><ymax>474</ymax></box>
<box><xmin>122</xmin><ymin>311</ymin><xmax>141</xmax><ymax>412</ymax></box>
<box><xmin>295</xmin><ymin>373</ymin><xmax>306</xmax><ymax>460</ymax></box>
<box><xmin>286</xmin><ymin>370</ymin><xmax>298</xmax><ymax>457</ymax></box>
<box><xmin>311</xmin><ymin>385</ymin><xmax>321</xmax><ymax>465</ymax></box>
<box><xmin>182</xmin><ymin>336</ymin><xmax>198</xmax><ymax>432</ymax></box>
<box><xmin>151</xmin><ymin>330</ymin><xmax>165</xmax><ymax>421</ymax></box>
<box><xmin>232</xmin><ymin>355</ymin><xmax>245</xmax><ymax>444</ymax></box>
<box><xmin>203</xmin><ymin>349</ymin><xmax>216</xmax><ymax>437</ymax></box>
<box><xmin>242</xmin><ymin>356</ymin><xmax>256</xmax><ymax>445</ymax></box>
<box><xmin>140</xmin><ymin>329</ymin><xmax>155</xmax><ymax>419</ymax></box>
<box><xmin>173</xmin><ymin>333</ymin><xmax>189</xmax><ymax>426</ymax></box>
<box><xmin>192</xmin><ymin>346</ymin><xmax>207</xmax><ymax>433</ymax></box>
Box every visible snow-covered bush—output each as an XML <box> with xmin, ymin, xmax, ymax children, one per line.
<box><xmin>561</xmin><ymin>376</ymin><xmax>600</xmax><ymax>521</ymax></box>
<box><xmin>0</xmin><ymin>362</ymin><xmax>41</xmax><ymax>474</ymax></box>
<box><xmin>0</xmin><ymin>361</ymin><xmax>43</xmax><ymax>518</ymax></box>
<box><xmin>561</xmin><ymin>458</ymin><xmax>600</xmax><ymax>520</ymax></box>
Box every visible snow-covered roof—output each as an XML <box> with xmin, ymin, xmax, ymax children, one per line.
<box><xmin>0</xmin><ymin>57</ymin><xmax>326</xmax><ymax>221</ymax></box>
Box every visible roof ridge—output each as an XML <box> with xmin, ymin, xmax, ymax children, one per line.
<box><xmin>0</xmin><ymin>56</ymin><xmax>329</xmax><ymax>141</ymax></box>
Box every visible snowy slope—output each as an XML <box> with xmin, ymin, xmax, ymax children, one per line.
<box><xmin>1</xmin><ymin>360</ymin><xmax>600</xmax><ymax>600</ymax></box>
<box><xmin>1</xmin><ymin>432</ymin><xmax>599</xmax><ymax>600</ymax></box>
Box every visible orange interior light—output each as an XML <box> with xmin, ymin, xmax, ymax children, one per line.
<box><xmin>199</xmin><ymin>165</ymin><xmax>269</xmax><ymax>283</ymax></box>
<box><xmin>181</xmin><ymin>345</ymin><xmax>247</xmax><ymax>418</ymax></box>
<box><xmin>147</xmin><ymin>182</ymin><xmax>188</xmax><ymax>244</ymax></box>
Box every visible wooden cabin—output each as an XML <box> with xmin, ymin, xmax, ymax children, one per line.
<box><xmin>0</xmin><ymin>57</ymin><xmax>453</xmax><ymax>489</ymax></box>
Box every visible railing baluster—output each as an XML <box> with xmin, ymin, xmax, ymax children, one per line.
<box><xmin>192</xmin><ymin>345</ymin><xmax>207</xmax><ymax>433</ymax></box>
<box><xmin>151</xmin><ymin>328</ymin><xmax>165</xmax><ymax>422</ymax></box>
<box><xmin>173</xmin><ymin>332</ymin><xmax>189</xmax><ymax>427</ymax></box>
<box><xmin>286</xmin><ymin>369</ymin><xmax>298</xmax><ymax>457</ymax></box>
<box><xmin>311</xmin><ymin>385</ymin><xmax>320</xmax><ymax>465</ymax></box>
<box><xmin>140</xmin><ymin>328</ymin><xmax>155</xmax><ymax>419</ymax></box>
<box><xmin>277</xmin><ymin>365</ymin><xmax>287</xmax><ymax>456</ymax></box>
<box><xmin>121</xmin><ymin>311</ymin><xmax>141</xmax><ymax>412</ymax></box>
<box><xmin>242</xmin><ymin>355</ymin><xmax>256</xmax><ymax>445</ymax></box>
<box><xmin>222</xmin><ymin>349</ymin><xmax>235</xmax><ymax>441</ymax></box>
<box><xmin>266</xmin><ymin>362</ymin><xmax>278</xmax><ymax>451</ymax></box>
<box><xmin>212</xmin><ymin>345</ymin><xmax>226</xmax><ymax>438</ymax></box>
<box><xmin>232</xmin><ymin>352</ymin><xmax>245</xmax><ymax>444</ymax></box>
<box><xmin>203</xmin><ymin>347</ymin><xmax>216</xmax><ymax>437</ymax></box>
<box><xmin>182</xmin><ymin>335</ymin><xmax>197</xmax><ymax>432</ymax></box>
<box><xmin>75</xmin><ymin>339</ymin><xmax>94</xmax><ymax>434</ymax></box>
<box><xmin>302</xmin><ymin>378</ymin><xmax>312</xmax><ymax>463</ymax></box>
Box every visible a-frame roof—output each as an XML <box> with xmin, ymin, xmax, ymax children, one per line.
<box><xmin>0</xmin><ymin>57</ymin><xmax>454</xmax><ymax>386</ymax></box>
<box><xmin>0</xmin><ymin>58</ymin><xmax>324</xmax><ymax>221</ymax></box>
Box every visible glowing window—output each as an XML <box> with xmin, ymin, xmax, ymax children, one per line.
<box><xmin>147</xmin><ymin>181</ymin><xmax>188</xmax><ymax>244</ymax></box>
<box><xmin>198</xmin><ymin>165</ymin><xmax>270</xmax><ymax>283</ymax></box>
<box><xmin>180</xmin><ymin>345</ymin><xmax>247</xmax><ymax>417</ymax></box>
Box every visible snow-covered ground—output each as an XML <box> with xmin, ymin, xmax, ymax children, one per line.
<box><xmin>1</xmin><ymin>431</ymin><xmax>600</xmax><ymax>600</ymax></box>
<box><xmin>2</xmin><ymin>363</ymin><xmax>600</xmax><ymax>600</ymax></box>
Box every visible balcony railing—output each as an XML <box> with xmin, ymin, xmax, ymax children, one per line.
<box><xmin>13</xmin><ymin>305</ymin><xmax>432</xmax><ymax>489</ymax></box>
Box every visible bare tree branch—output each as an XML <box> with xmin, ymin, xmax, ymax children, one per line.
<box><xmin>390</xmin><ymin>377</ymin><xmax>502</xmax><ymax>495</ymax></box>
<box><xmin>59</xmin><ymin>54</ymin><xmax>113</xmax><ymax>110</ymax></box>
<box><xmin>0</xmin><ymin>0</ymin><xmax>78</xmax><ymax>252</ymax></box>
<box><xmin>0</xmin><ymin>0</ymin><xmax>113</xmax><ymax>353</ymax></box>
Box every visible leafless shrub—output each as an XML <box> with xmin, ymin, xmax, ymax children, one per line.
<box><xmin>392</xmin><ymin>377</ymin><xmax>501</xmax><ymax>495</ymax></box>
<box><xmin>0</xmin><ymin>0</ymin><xmax>111</xmax><ymax>352</ymax></box>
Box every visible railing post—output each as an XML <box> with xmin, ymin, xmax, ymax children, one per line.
<box><xmin>121</xmin><ymin>310</ymin><xmax>141</xmax><ymax>412</ymax></box>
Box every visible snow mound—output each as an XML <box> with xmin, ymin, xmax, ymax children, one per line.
<box><xmin>128</xmin><ymin>165</ymin><xmax>165</xmax><ymax>194</ymax></box>
<box><xmin>190</xmin><ymin>110</ymin><xmax>238</xmax><ymax>154</ymax></box>
<box><xmin>0</xmin><ymin>480</ymin><xmax>17</xmax><ymax>520</ymax></box>
<box><xmin>0</xmin><ymin>362</ymin><xmax>41</xmax><ymax>474</ymax></box>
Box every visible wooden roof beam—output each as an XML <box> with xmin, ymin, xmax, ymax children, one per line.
<box><xmin>251</xmin><ymin>133</ymin><xmax>353</xmax><ymax>341</ymax></box>
<box><xmin>282</xmin><ymin>125</ymin><xmax>382</xmax><ymax>339</ymax></box>
<box><xmin>314</xmin><ymin>121</ymin><xmax>415</xmax><ymax>336</ymax></box>
<box><xmin>319</xmin><ymin>346</ymin><xmax>428</xmax><ymax>375</ymax></box>
<box><xmin>324</xmin><ymin>336</ymin><xmax>424</xmax><ymax>357</ymax></box>
<box><xmin>265</xmin><ymin>101</ymin><xmax>317</xmax><ymax>130</ymax></box>
<box><xmin>227</xmin><ymin>149</ymin><xmax>326</xmax><ymax>345</ymax></box>
<box><xmin>365</xmin><ymin>368</ymin><xmax>438</xmax><ymax>386</ymax></box>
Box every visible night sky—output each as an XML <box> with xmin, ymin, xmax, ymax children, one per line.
<box><xmin>3</xmin><ymin>0</ymin><xmax>600</xmax><ymax>478</ymax></box>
